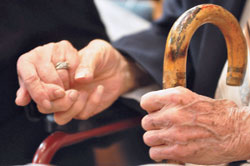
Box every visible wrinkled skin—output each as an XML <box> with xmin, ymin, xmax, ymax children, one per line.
<box><xmin>16</xmin><ymin>39</ymin><xmax>137</xmax><ymax>125</ymax></box>
<box><xmin>141</xmin><ymin>87</ymin><xmax>250</xmax><ymax>164</ymax></box>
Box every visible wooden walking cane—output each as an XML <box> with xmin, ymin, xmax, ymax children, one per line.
<box><xmin>163</xmin><ymin>4</ymin><xmax>247</xmax><ymax>164</ymax></box>
<box><xmin>164</xmin><ymin>4</ymin><xmax>247</xmax><ymax>89</ymax></box>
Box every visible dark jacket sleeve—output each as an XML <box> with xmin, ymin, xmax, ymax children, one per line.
<box><xmin>113</xmin><ymin>0</ymin><xmax>245</xmax><ymax>98</ymax></box>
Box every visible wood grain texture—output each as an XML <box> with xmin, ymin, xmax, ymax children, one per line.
<box><xmin>163</xmin><ymin>4</ymin><xmax>247</xmax><ymax>89</ymax></box>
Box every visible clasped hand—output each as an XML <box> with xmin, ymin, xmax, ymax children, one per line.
<box><xmin>15</xmin><ymin>39</ymin><xmax>133</xmax><ymax>125</ymax></box>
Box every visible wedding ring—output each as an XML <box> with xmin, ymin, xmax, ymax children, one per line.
<box><xmin>55</xmin><ymin>61</ymin><xmax>69</xmax><ymax>70</ymax></box>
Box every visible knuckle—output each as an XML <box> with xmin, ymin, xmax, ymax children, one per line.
<box><xmin>172</xmin><ymin>128</ymin><xmax>183</xmax><ymax>140</ymax></box>
<box><xmin>175</xmin><ymin>86</ymin><xmax>185</xmax><ymax>91</ymax></box>
<box><xmin>17</xmin><ymin>57</ymin><xmax>26</xmax><ymax>73</ymax></box>
<box><xmin>90</xmin><ymin>39</ymin><xmax>105</xmax><ymax>45</ymax></box>
<box><xmin>143</xmin><ymin>131</ymin><xmax>158</xmax><ymax>146</ymax></box>
<box><xmin>77</xmin><ymin>112</ymin><xmax>89</xmax><ymax>120</ymax></box>
<box><xmin>152</xmin><ymin>90</ymin><xmax>170</xmax><ymax>105</ymax></box>
<box><xmin>168</xmin><ymin>93</ymin><xmax>180</xmax><ymax>103</ymax></box>
<box><xmin>141</xmin><ymin>115</ymin><xmax>150</xmax><ymax>130</ymax></box>
<box><xmin>23</xmin><ymin>74</ymin><xmax>39</xmax><ymax>85</ymax></box>
<box><xmin>38</xmin><ymin>109</ymin><xmax>47</xmax><ymax>114</ymax></box>
<box><xmin>54</xmin><ymin>116</ymin><xmax>67</xmax><ymax>125</ymax></box>
<box><xmin>143</xmin><ymin>132</ymin><xmax>151</xmax><ymax>145</ymax></box>
<box><xmin>34</xmin><ymin>45</ymin><xmax>43</xmax><ymax>52</ymax></box>
<box><xmin>54</xmin><ymin>104</ymin><xmax>69</xmax><ymax>112</ymax></box>
<box><xmin>90</xmin><ymin>97</ymin><xmax>100</xmax><ymax>106</ymax></box>
<box><xmin>59</xmin><ymin>40</ymin><xmax>72</xmax><ymax>47</ymax></box>
<box><xmin>54</xmin><ymin>40</ymin><xmax>71</xmax><ymax>52</ymax></box>
<box><xmin>176</xmin><ymin>86</ymin><xmax>192</xmax><ymax>97</ymax></box>
<box><xmin>37</xmin><ymin>105</ymin><xmax>47</xmax><ymax>114</ymax></box>
<box><xmin>149</xmin><ymin>148</ymin><xmax>159</xmax><ymax>160</ymax></box>
<box><xmin>158</xmin><ymin>94</ymin><xmax>167</xmax><ymax>105</ymax></box>
<box><xmin>89</xmin><ymin>39</ymin><xmax>111</xmax><ymax>50</ymax></box>
<box><xmin>32</xmin><ymin>91</ymin><xmax>44</xmax><ymax>101</ymax></box>
<box><xmin>172</xmin><ymin>145</ymin><xmax>187</xmax><ymax>159</ymax></box>
<box><xmin>17</xmin><ymin>54</ymin><xmax>26</xmax><ymax>64</ymax></box>
<box><xmin>140</xmin><ymin>100</ymin><xmax>147</xmax><ymax>111</ymax></box>
<box><xmin>140</xmin><ymin>92</ymin><xmax>154</xmax><ymax>109</ymax></box>
<box><xmin>142</xmin><ymin>115</ymin><xmax>161</xmax><ymax>130</ymax></box>
<box><xmin>54</xmin><ymin>112</ymin><xmax>73</xmax><ymax>125</ymax></box>
<box><xmin>140</xmin><ymin>95</ymin><xmax>148</xmax><ymax>109</ymax></box>
<box><xmin>42</xmin><ymin>42</ymin><xmax>55</xmax><ymax>47</ymax></box>
<box><xmin>175</xmin><ymin>86</ymin><xmax>190</xmax><ymax>95</ymax></box>
<box><xmin>35</xmin><ymin>44</ymin><xmax>54</xmax><ymax>54</ymax></box>
<box><xmin>37</xmin><ymin>104</ymin><xmax>52</xmax><ymax>114</ymax></box>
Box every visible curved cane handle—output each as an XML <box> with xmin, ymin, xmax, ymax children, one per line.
<box><xmin>163</xmin><ymin>4</ymin><xmax>247</xmax><ymax>89</ymax></box>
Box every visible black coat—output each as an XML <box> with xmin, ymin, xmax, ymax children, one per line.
<box><xmin>0</xmin><ymin>0</ymin><xmax>109</xmax><ymax>165</ymax></box>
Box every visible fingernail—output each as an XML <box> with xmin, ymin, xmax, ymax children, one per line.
<box><xmin>75</xmin><ymin>69</ymin><xmax>89</xmax><ymax>79</ymax></box>
<box><xmin>42</xmin><ymin>99</ymin><xmax>52</xmax><ymax>110</ymax></box>
<box><xmin>54</xmin><ymin>89</ymin><xmax>65</xmax><ymax>98</ymax></box>
<box><xmin>69</xmin><ymin>90</ymin><xmax>79</xmax><ymax>101</ymax></box>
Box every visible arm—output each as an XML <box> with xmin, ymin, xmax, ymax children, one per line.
<box><xmin>141</xmin><ymin>86</ymin><xmax>250</xmax><ymax>164</ymax></box>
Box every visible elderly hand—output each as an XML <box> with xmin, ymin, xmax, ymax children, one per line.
<box><xmin>63</xmin><ymin>39</ymin><xmax>139</xmax><ymax>123</ymax></box>
<box><xmin>141</xmin><ymin>87</ymin><xmax>250</xmax><ymax>164</ymax></box>
<box><xmin>16</xmin><ymin>39</ymin><xmax>139</xmax><ymax>125</ymax></box>
<box><xmin>15</xmin><ymin>40</ymin><xmax>82</xmax><ymax>124</ymax></box>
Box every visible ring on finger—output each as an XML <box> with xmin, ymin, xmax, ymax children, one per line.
<box><xmin>55</xmin><ymin>61</ymin><xmax>69</xmax><ymax>70</ymax></box>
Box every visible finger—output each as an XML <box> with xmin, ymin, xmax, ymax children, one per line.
<box><xmin>74</xmin><ymin>40</ymin><xmax>107</xmax><ymax>82</ymax></box>
<box><xmin>149</xmin><ymin>145</ymin><xmax>176</xmax><ymax>161</ymax></box>
<box><xmin>140</xmin><ymin>89</ymin><xmax>175</xmax><ymax>113</ymax></box>
<box><xmin>149</xmin><ymin>142</ymin><xmax>200</xmax><ymax>162</ymax></box>
<box><xmin>63</xmin><ymin>40</ymin><xmax>79</xmax><ymax>85</ymax></box>
<box><xmin>15</xmin><ymin>77</ymin><xmax>31</xmax><ymax>106</ymax></box>
<box><xmin>42</xmin><ymin>83</ymin><xmax>65</xmax><ymax>100</ymax></box>
<box><xmin>141</xmin><ymin>108</ymin><xmax>178</xmax><ymax>131</ymax></box>
<box><xmin>15</xmin><ymin>87</ymin><xmax>31</xmax><ymax>106</ymax></box>
<box><xmin>144</xmin><ymin>125</ymin><xmax>213</xmax><ymax>147</ymax></box>
<box><xmin>37</xmin><ymin>89</ymin><xmax>78</xmax><ymax>114</ymax></box>
<box><xmin>16</xmin><ymin>83</ymin><xmax>66</xmax><ymax>106</ymax></box>
<box><xmin>17</xmin><ymin>57</ymin><xmax>52</xmax><ymax>110</ymax></box>
<box><xmin>51</xmin><ymin>41</ymin><xmax>78</xmax><ymax>89</ymax></box>
<box><xmin>75</xmin><ymin>85</ymin><xmax>104</xmax><ymax>120</ymax></box>
<box><xmin>32</xmin><ymin>44</ymin><xmax>64</xmax><ymax>88</ymax></box>
<box><xmin>54</xmin><ymin>91</ymin><xmax>89</xmax><ymax>125</ymax></box>
<box><xmin>140</xmin><ymin>87</ymin><xmax>193</xmax><ymax>113</ymax></box>
<box><xmin>51</xmin><ymin>42</ymin><xmax>69</xmax><ymax>89</ymax></box>
<box><xmin>143</xmin><ymin>130</ymin><xmax>166</xmax><ymax>147</ymax></box>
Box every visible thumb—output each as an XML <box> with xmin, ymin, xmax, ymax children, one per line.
<box><xmin>74</xmin><ymin>49</ymin><xmax>95</xmax><ymax>83</ymax></box>
<box><xmin>74</xmin><ymin>40</ymin><xmax>109</xmax><ymax>83</ymax></box>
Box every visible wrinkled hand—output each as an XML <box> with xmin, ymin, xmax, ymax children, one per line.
<box><xmin>16</xmin><ymin>40</ymin><xmax>82</xmax><ymax>124</ymax></box>
<box><xmin>141</xmin><ymin>87</ymin><xmax>250</xmax><ymax>164</ymax></box>
<box><xmin>63</xmin><ymin>39</ymin><xmax>137</xmax><ymax>122</ymax></box>
<box><xmin>16</xmin><ymin>39</ymin><xmax>137</xmax><ymax>125</ymax></box>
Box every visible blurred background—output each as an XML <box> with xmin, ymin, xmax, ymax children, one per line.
<box><xmin>94</xmin><ymin>0</ymin><xmax>163</xmax><ymax>41</ymax></box>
